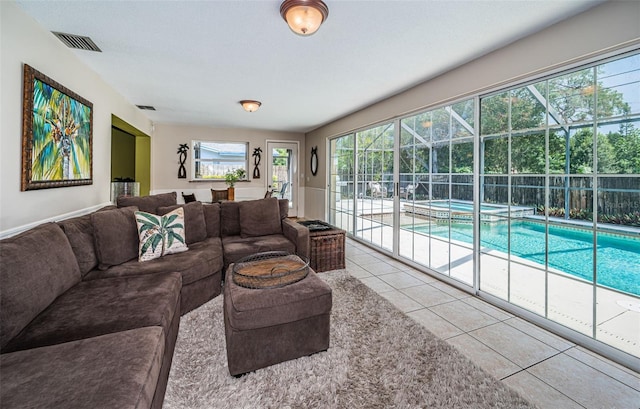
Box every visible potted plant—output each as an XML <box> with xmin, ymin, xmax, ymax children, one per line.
<box><xmin>225</xmin><ymin>168</ymin><xmax>246</xmax><ymax>201</ymax></box>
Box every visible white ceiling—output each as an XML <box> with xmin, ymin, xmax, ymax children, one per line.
<box><xmin>17</xmin><ymin>0</ymin><xmax>602</xmax><ymax>133</ymax></box>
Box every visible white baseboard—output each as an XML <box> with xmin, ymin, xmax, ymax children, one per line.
<box><xmin>0</xmin><ymin>202</ymin><xmax>113</xmax><ymax>239</ymax></box>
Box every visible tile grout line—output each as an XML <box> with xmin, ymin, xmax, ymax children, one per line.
<box><xmin>399</xmin><ymin>289</ymin><xmax>456</xmax><ymax>308</ymax></box>
<box><xmin>561</xmin><ymin>348</ymin><xmax>640</xmax><ymax>394</ymax></box>
<box><xmin>501</xmin><ymin>366</ymin><xmax>588</xmax><ymax>409</ymax></box>
<box><xmin>425</xmin><ymin>300</ymin><xmax>503</xmax><ymax>336</ymax></box>
<box><xmin>500</xmin><ymin>318</ymin><xmax>575</xmax><ymax>353</ymax></box>
<box><xmin>463</xmin><ymin>334</ymin><xmax>590</xmax><ymax>408</ymax></box>
<box><xmin>394</xmin><ymin>274</ymin><xmax>590</xmax><ymax>409</ymax></box>
<box><xmin>573</xmin><ymin>347</ymin><xmax>640</xmax><ymax>383</ymax></box>
<box><xmin>503</xmin><ymin>321</ymin><xmax>640</xmax><ymax>392</ymax></box>
<box><xmin>349</xmin><ymin>241</ymin><xmax>640</xmax><ymax>399</ymax></box>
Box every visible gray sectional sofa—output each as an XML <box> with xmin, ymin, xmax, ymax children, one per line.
<box><xmin>0</xmin><ymin>193</ymin><xmax>308</xmax><ymax>409</ymax></box>
<box><xmin>218</xmin><ymin>196</ymin><xmax>309</xmax><ymax>272</ymax></box>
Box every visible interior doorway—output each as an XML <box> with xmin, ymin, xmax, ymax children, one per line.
<box><xmin>111</xmin><ymin>115</ymin><xmax>150</xmax><ymax>196</ymax></box>
<box><xmin>267</xmin><ymin>141</ymin><xmax>299</xmax><ymax>217</ymax></box>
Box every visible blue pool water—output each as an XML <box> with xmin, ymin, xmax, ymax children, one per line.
<box><xmin>412</xmin><ymin>221</ymin><xmax>640</xmax><ymax>296</ymax></box>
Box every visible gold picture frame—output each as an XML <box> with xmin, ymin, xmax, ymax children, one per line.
<box><xmin>21</xmin><ymin>64</ymin><xmax>93</xmax><ymax>190</ymax></box>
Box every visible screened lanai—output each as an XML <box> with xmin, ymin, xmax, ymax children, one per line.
<box><xmin>328</xmin><ymin>51</ymin><xmax>640</xmax><ymax>363</ymax></box>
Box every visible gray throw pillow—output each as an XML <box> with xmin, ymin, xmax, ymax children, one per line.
<box><xmin>58</xmin><ymin>214</ymin><xmax>98</xmax><ymax>276</ymax></box>
<box><xmin>117</xmin><ymin>192</ymin><xmax>177</xmax><ymax>214</ymax></box>
<box><xmin>91</xmin><ymin>207</ymin><xmax>140</xmax><ymax>270</ymax></box>
<box><xmin>220</xmin><ymin>201</ymin><xmax>241</xmax><ymax>237</ymax></box>
<box><xmin>278</xmin><ymin>199</ymin><xmax>289</xmax><ymax>219</ymax></box>
<box><xmin>238</xmin><ymin>198</ymin><xmax>282</xmax><ymax>238</ymax></box>
<box><xmin>203</xmin><ymin>203</ymin><xmax>221</xmax><ymax>238</ymax></box>
<box><xmin>158</xmin><ymin>201</ymin><xmax>207</xmax><ymax>245</ymax></box>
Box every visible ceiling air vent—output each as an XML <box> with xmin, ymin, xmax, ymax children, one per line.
<box><xmin>136</xmin><ymin>105</ymin><xmax>156</xmax><ymax>111</ymax></box>
<box><xmin>52</xmin><ymin>32</ymin><xmax>101</xmax><ymax>52</ymax></box>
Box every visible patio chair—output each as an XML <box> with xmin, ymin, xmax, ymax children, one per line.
<box><xmin>278</xmin><ymin>182</ymin><xmax>289</xmax><ymax>198</ymax></box>
<box><xmin>369</xmin><ymin>182</ymin><xmax>386</xmax><ymax>198</ymax></box>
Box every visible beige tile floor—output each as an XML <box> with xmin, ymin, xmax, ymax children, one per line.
<box><xmin>344</xmin><ymin>238</ymin><xmax>640</xmax><ymax>409</ymax></box>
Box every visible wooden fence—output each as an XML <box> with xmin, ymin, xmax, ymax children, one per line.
<box><xmin>337</xmin><ymin>176</ymin><xmax>639</xmax><ymax>216</ymax></box>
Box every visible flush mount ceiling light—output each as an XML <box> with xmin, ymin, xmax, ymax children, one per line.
<box><xmin>240</xmin><ymin>100</ymin><xmax>262</xmax><ymax>112</ymax></box>
<box><xmin>280</xmin><ymin>0</ymin><xmax>329</xmax><ymax>36</ymax></box>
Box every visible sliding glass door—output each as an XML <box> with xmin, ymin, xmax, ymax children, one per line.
<box><xmin>354</xmin><ymin>123</ymin><xmax>395</xmax><ymax>252</ymax></box>
<box><xmin>329</xmin><ymin>134</ymin><xmax>354</xmax><ymax>232</ymax></box>
<box><xmin>398</xmin><ymin>100</ymin><xmax>476</xmax><ymax>286</ymax></box>
<box><xmin>329</xmin><ymin>123</ymin><xmax>397</xmax><ymax>254</ymax></box>
<box><xmin>478</xmin><ymin>53</ymin><xmax>640</xmax><ymax>357</ymax></box>
<box><xmin>327</xmin><ymin>51</ymin><xmax>639</xmax><ymax>360</ymax></box>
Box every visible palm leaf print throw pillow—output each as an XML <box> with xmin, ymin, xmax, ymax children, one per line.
<box><xmin>135</xmin><ymin>207</ymin><xmax>188</xmax><ymax>262</ymax></box>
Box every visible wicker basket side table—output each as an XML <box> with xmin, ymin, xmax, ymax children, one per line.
<box><xmin>308</xmin><ymin>227</ymin><xmax>345</xmax><ymax>273</ymax></box>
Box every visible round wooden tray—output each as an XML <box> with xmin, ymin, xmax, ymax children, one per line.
<box><xmin>232</xmin><ymin>251</ymin><xmax>309</xmax><ymax>289</ymax></box>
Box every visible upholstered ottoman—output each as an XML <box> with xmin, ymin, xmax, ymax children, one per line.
<box><xmin>223</xmin><ymin>264</ymin><xmax>332</xmax><ymax>376</ymax></box>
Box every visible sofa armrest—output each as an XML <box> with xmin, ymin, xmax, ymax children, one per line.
<box><xmin>282</xmin><ymin>218</ymin><xmax>309</xmax><ymax>260</ymax></box>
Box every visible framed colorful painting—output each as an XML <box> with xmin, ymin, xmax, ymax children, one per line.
<box><xmin>21</xmin><ymin>64</ymin><xmax>93</xmax><ymax>190</ymax></box>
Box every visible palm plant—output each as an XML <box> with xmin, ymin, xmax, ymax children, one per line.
<box><xmin>31</xmin><ymin>79</ymin><xmax>91</xmax><ymax>181</ymax></box>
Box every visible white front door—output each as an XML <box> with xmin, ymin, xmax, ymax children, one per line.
<box><xmin>267</xmin><ymin>141</ymin><xmax>299</xmax><ymax>217</ymax></box>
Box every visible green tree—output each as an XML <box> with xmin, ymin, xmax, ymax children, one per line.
<box><xmin>32</xmin><ymin>80</ymin><xmax>91</xmax><ymax>181</ymax></box>
<box><xmin>602</xmin><ymin>125</ymin><xmax>640</xmax><ymax>174</ymax></box>
<box><xmin>480</xmin><ymin>66</ymin><xmax>632</xmax><ymax>175</ymax></box>
<box><xmin>569</xmin><ymin>129</ymin><xmax>594</xmax><ymax>173</ymax></box>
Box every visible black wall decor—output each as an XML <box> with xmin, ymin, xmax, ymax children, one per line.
<box><xmin>177</xmin><ymin>144</ymin><xmax>189</xmax><ymax>178</ymax></box>
<box><xmin>252</xmin><ymin>147</ymin><xmax>262</xmax><ymax>179</ymax></box>
<box><xmin>310</xmin><ymin>146</ymin><xmax>318</xmax><ymax>176</ymax></box>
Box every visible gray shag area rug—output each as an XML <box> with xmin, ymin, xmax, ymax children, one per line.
<box><xmin>164</xmin><ymin>270</ymin><xmax>535</xmax><ymax>409</ymax></box>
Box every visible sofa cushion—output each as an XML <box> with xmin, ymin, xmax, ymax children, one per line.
<box><xmin>158</xmin><ymin>201</ymin><xmax>207</xmax><ymax>245</ymax></box>
<box><xmin>1</xmin><ymin>327</ymin><xmax>164</xmax><ymax>409</ymax></box>
<box><xmin>135</xmin><ymin>208</ymin><xmax>188</xmax><ymax>262</ymax></box>
<box><xmin>220</xmin><ymin>201</ymin><xmax>241</xmax><ymax>237</ymax></box>
<box><xmin>278</xmin><ymin>198</ymin><xmax>289</xmax><ymax>219</ymax></box>
<box><xmin>57</xmin><ymin>214</ymin><xmax>98</xmax><ymax>276</ymax></box>
<box><xmin>85</xmin><ymin>237</ymin><xmax>223</xmax><ymax>286</ymax></box>
<box><xmin>92</xmin><ymin>206</ymin><xmax>139</xmax><ymax>269</ymax></box>
<box><xmin>56</xmin><ymin>205</ymin><xmax>121</xmax><ymax>276</ymax></box>
<box><xmin>239</xmin><ymin>197</ymin><xmax>282</xmax><ymax>238</ymax></box>
<box><xmin>3</xmin><ymin>272</ymin><xmax>180</xmax><ymax>353</ymax></box>
<box><xmin>203</xmin><ymin>203</ymin><xmax>221</xmax><ymax>238</ymax></box>
<box><xmin>225</xmin><ymin>269</ymin><xmax>332</xmax><ymax>331</ymax></box>
<box><xmin>0</xmin><ymin>223</ymin><xmax>81</xmax><ymax>349</ymax></box>
<box><xmin>222</xmin><ymin>234</ymin><xmax>295</xmax><ymax>269</ymax></box>
<box><xmin>117</xmin><ymin>191</ymin><xmax>177</xmax><ymax>214</ymax></box>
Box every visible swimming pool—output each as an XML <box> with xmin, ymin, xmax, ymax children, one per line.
<box><xmin>410</xmin><ymin>221</ymin><xmax>640</xmax><ymax>296</ymax></box>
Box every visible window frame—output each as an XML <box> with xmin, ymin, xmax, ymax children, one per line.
<box><xmin>190</xmin><ymin>140</ymin><xmax>249</xmax><ymax>182</ymax></box>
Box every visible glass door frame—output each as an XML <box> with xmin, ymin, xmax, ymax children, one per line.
<box><xmin>352</xmin><ymin>120</ymin><xmax>398</xmax><ymax>254</ymax></box>
<box><xmin>325</xmin><ymin>49</ymin><xmax>640</xmax><ymax>371</ymax></box>
<box><xmin>266</xmin><ymin>140</ymin><xmax>299</xmax><ymax>217</ymax></box>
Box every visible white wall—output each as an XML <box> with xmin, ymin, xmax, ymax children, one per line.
<box><xmin>0</xmin><ymin>1</ymin><xmax>152</xmax><ymax>234</ymax></box>
<box><xmin>304</xmin><ymin>187</ymin><xmax>326</xmax><ymax>220</ymax></box>
<box><xmin>304</xmin><ymin>0</ymin><xmax>640</xmax><ymax>219</ymax></box>
<box><xmin>151</xmin><ymin>123</ymin><xmax>305</xmax><ymax>214</ymax></box>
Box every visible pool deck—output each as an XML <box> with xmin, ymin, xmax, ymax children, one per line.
<box><xmin>331</xmin><ymin>198</ymin><xmax>640</xmax><ymax>359</ymax></box>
